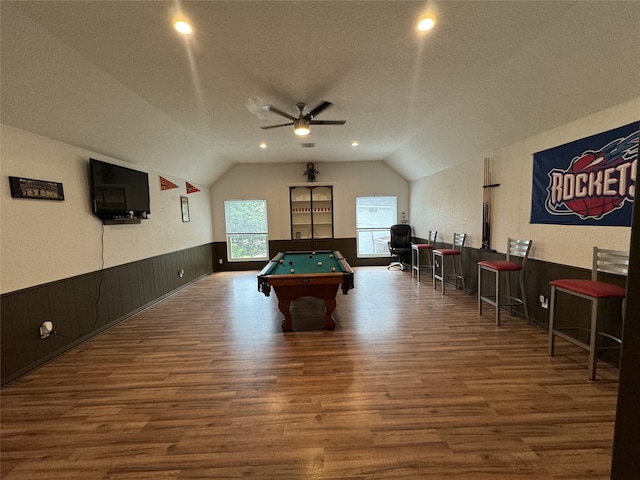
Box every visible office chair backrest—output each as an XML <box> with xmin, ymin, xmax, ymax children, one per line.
<box><xmin>507</xmin><ymin>238</ymin><xmax>532</xmax><ymax>265</ymax></box>
<box><xmin>593</xmin><ymin>247</ymin><xmax>629</xmax><ymax>281</ymax></box>
<box><xmin>390</xmin><ymin>224</ymin><xmax>412</xmax><ymax>248</ymax></box>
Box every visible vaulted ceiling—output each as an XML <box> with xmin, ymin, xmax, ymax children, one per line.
<box><xmin>2</xmin><ymin>1</ymin><xmax>639</xmax><ymax>186</ymax></box>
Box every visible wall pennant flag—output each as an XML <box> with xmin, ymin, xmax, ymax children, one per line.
<box><xmin>530</xmin><ymin>121</ymin><xmax>638</xmax><ymax>226</ymax></box>
<box><xmin>186</xmin><ymin>182</ymin><xmax>201</xmax><ymax>194</ymax></box>
<box><xmin>159</xmin><ymin>176</ymin><xmax>178</xmax><ymax>190</ymax></box>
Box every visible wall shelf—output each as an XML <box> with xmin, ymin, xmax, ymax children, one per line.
<box><xmin>290</xmin><ymin>186</ymin><xmax>334</xmax><ymax>250</ymax></box>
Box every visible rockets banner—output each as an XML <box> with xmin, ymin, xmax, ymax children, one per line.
<box><xmin>530</xmin><ymin>121</ymin><xmax>638</xmax><ymax>226</ymax></box>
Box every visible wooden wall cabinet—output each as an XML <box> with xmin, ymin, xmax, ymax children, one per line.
<box><xmin>290</xmin><ymin>186</ymin><xmax>334</xmax><ymax>250</ymax></box>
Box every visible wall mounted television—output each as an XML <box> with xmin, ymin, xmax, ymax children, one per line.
<box><xmin>89</xmin><ymin>158</ymin><xmax>150</xmax><ymax>223</ymax></box>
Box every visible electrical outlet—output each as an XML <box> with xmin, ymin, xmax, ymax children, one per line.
<box><xmin>218</xmin><ymin>258</ymin><xmax>223</xmax><ymax>265</ymax></box>
<box><xmin>539</xmin><ymin>294</ymin><xmax>549</xmax><ymax>309</ymax></box>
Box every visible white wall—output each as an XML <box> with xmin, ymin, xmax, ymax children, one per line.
<box><xmin>410</xmin><ymin>160</ymin><xmax>483</xmax><ymax>249</ymax></box>
<box><xmin>211</xmin><ymin>161</ymin><xmax>409</xmax><ymax>241</ymax></box>
<box><xmin>410</xmin><ymin>98</ymin><xmax>639</xmax><ymax>269</ymax></box>
<box><xmin>0</xmin><ymin>125</ymin><xmax>213</xmax><ymax>294</ymax></box>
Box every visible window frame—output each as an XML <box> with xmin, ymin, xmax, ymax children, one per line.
<box><xmin>355</xmin><ymin>195</ymin><xmax>398</xmax><ymax>258</ymax></box>
<box><xmin>224</xmin><ymin>199</ymin><xmax>269</xmax><ymax>262</ymax></box>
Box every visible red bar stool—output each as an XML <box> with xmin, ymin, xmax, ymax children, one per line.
<box><xmin>411</xmin><ymin>230</ymin><xmax>437</xmax><ymax>282</ymax></box>
<box><xmin>548</xmin><ymin>247</ymin><xmax>628</xmax><ymax>380</ymax></box>
<box><xmin>433</xmin><ymin>233</ymin><xmax>466</xmax><ymax>294</ymax></box>
<box><xmin>477</xmin><ymin>238</ymin><xmax>532</xmax><ymax>326</ymax></box>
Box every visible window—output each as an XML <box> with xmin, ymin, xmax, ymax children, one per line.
<box><xmin>356</xmin><ymin>196</ymin><xmax>397</xmax><ymax>257</ymax></box>
<box><xmin>224</xmin><ymin>200</ymin><xmax>268</xmax><ymax>261</ymax></box>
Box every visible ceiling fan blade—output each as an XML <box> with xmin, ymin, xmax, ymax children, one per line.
<box><xmin>260</xmin><ymin>122</ymin><xmax>294</xmax><ymax>130</ymax></box>
<box><xmin>309</xmin><ymin>120</ymin><xmax>346</xmax><ymax>125</ymax></box>
<box><xmin>263</xmin><ymin>105</ymin><xmax>296</xmax><ymax>121</ymax></box>
<box><xmin>308</xmin><ymin>101</ymin><xmax>333</xmax><ymax>118</ymax></box>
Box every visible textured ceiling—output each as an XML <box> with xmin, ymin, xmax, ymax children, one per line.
<box><xmin>2</xmin><ymin>1</ymin><xmax>639</xmax><ymax>186</ymax></box>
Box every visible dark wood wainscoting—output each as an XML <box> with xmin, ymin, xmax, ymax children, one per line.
<box><xmin>1</xmin><ymin>244</ymin><xmax>214</xmax><ymax>386</ymax></box>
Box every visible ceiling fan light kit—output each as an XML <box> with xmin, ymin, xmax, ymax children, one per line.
<box><xmin>294</xmin><ymin>119</ymin><xmax>310</xmax><ymax>136</ymax></box>
<box><xmin>262</xmin><ymin>101</ymin><xmax>345</xmax><ymax>136</ymax></box>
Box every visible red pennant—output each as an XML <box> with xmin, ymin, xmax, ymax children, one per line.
<box><xmin>159</xmin><ymin>176</ymin><xmax>178</xmax><ymax>190</ymax></box>
<box><xmin>186</xmin><ymin>182</ymin><xmax>201</xmax><ymax>194</ymax></box>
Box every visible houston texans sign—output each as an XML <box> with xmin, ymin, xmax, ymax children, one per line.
<box><xmin>531</xmin><ymin>122</ymin><xmax>638</xmax><ymax>226</ymax></box>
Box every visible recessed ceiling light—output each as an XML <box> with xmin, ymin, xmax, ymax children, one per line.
<box><xmin>259</xmin><ymin>142</ymin><xmax>267</xmax><ymax>149</ymax></box>
<box><xmin>174</xmin><ymin>20</ymin><xmax>193</xmax><ymax>35</ymax></box>
<box><xmin>417</xmin><ymin>16</ymin><xmax>436</xmax><ymax>32</ymax></box>
<box><xmin>352</xmin><ymin>141</ymin><xmax>359</xmax><ymax>147</ymax></box>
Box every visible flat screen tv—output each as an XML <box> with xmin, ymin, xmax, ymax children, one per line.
<box><xmin>89</xmin><ymin>158</ymin><xmax>150</xmax><ymax>221</ymax></box>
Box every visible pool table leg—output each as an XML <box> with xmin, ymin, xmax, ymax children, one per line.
<box><xmin>278</xmin><ymin>299</ymin><xmax>293</xmax><ymax>332</ymax></box>
<box><xmin>323</xmin><ymin>299</ymin><xmax>337</xmax><ymax>330</ymax></box>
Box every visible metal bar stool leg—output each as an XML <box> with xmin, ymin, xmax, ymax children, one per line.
<box><xmin>519</xmin><ymin>269</ymin><xmax>529</xmax><ymax>323</ymax></box>
<box><xmin>548</xmin><ymin>285</ymin><xmax>557</xmax><ymax>356</ymax></box>
<box><xmin>458</xmin><ymin>255</ymin><xmax>465</xmax><ymax>292</ymax></box>
<box><xmin>452</xmin><ymin>255</ymin><xmax>459</xmax><ymax>290</ymax></box>
<box><xmin>477</xmin><ymin>264</ymin><xmax>483</xmax><ymax>316</ymax></box>
<box><xmin>588</xmin><ymin>299</ymin><xmax>599</xmax><ymax>381</ymax></box>
<box><xmin>505</xmin><ymin>271</ymin><xmax>512</xmax><ymax>317</ymax></box>
<box><xmin>440</xmin><ymin>253</ymin><xmax>446</xmax><ymax>295</ymax></box>
<box><xmin>411</xmin><ymin>246</ymin><xmax>417</xmax><ymax>279</ymax></box>
<box><xmin>494</xmin><ymin>267</ymin><xmax>500</xmax><ymax>326</ymax></box>
<box><xmin>433</xmin><ymin>251</ymin><xmax>445</xmax><ymax>294</ymax></box>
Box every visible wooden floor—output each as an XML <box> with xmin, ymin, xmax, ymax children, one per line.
<box><xmin>1</xmin><ymin>267</ymin><xmax>620</xmax><ymax>479</ymax></box>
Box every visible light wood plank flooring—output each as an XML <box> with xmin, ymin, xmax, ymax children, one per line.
<box><xmin>1</xmin><ymin>267</ymin><xmax>619</xmax><ymax>479</ymax></box>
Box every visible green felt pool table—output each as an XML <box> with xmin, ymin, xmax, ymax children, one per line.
<box><xmin>257</xmin><ymin>250</ymin><xmax>354</xmax><ymax>331</ymax></box>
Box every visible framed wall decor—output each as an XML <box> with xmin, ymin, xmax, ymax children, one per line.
<box><xmin>9</xmin><ymin>176</ymin><xmax>64</xmax><ymax>201</ymax></box>
<box><xmin>181</xmin><ymin>196</ymin><xmax>190</xmax><ymax>222</ymax></box>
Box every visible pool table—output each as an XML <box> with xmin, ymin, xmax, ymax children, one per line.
<box><xmin>257</xmin><ymin>250</ymin><xmax>354</xmax><ymax>331</ymax></box>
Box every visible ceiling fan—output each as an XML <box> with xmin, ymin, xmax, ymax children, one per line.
<box><xmin>261</xmin><ymin>101</ymin><xmax>346</xmax><ymax>136</ymax></box>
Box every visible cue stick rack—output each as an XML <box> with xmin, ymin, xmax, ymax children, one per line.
<box><xmin>482</xmin><ymin>157</ymin><xmax>499</xmax><ymax>251</ymax></box>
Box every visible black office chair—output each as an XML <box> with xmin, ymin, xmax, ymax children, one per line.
<box><xmin>387</xmin><ymin>224</ymin><xmax>412</xmax><ymax>270</ymax></box>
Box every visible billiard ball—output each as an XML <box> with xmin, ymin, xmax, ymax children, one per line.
<box><xmin>329</xmin><ymin>254</ymin><xmax>333</xmax><ymax>258</ymax></box>
<box><xmin>317</xmin><ymin>261</ymin><xmax>322</xmax><ymax>266</ymax></box>
<box><xmin>331</xmin><ymin>267</ymin><xmax>335</xmax><ymax>272</ymax></box>
<box><xmin>290</xmin><ymin>268</ymin><xmax>295</xmax><ymax>273</ymax></box>
<box><xmin>279</xmin><ymin>259</ymin><xmax>284</xmax><ymax>264</ymax></box>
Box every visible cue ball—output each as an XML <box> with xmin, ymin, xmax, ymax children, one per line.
<box><xmin>290</xmin><ymin>268</ymin><xmax>295</xmax><ymax>273</ymax></box>
<box><xmin>331</xmin><ymin>267</ymin><xmax>335</xmax><ymax>272</ymax></box>
<box><xmin>318</xmin><ymin>261</ymin><xmax>322</xmax><ymax>266</ymax></box>
<box><xmin>329</xmin><ymin>254</ymin><xmax>333</xmax><ymax>258</ymax></box>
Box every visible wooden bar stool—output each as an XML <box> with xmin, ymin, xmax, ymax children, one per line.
<box><xmin>477</xmin><ymin>238</ymin><xmax>532</xmax><ymax>326</ymax></box>
<box><xmin>411</xmin><ymin>230</ymin><xmax>437</xmax><ymax>282</ymax></box>
<box><xmin>548</xmin><ymin>247</ymin><xmax>628</xmax><ymax>380</ymax></box>
<box><xmin>433</xmin><ymin>233</ymin><xmax>466</xmax><ymax>294</ymax></box>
